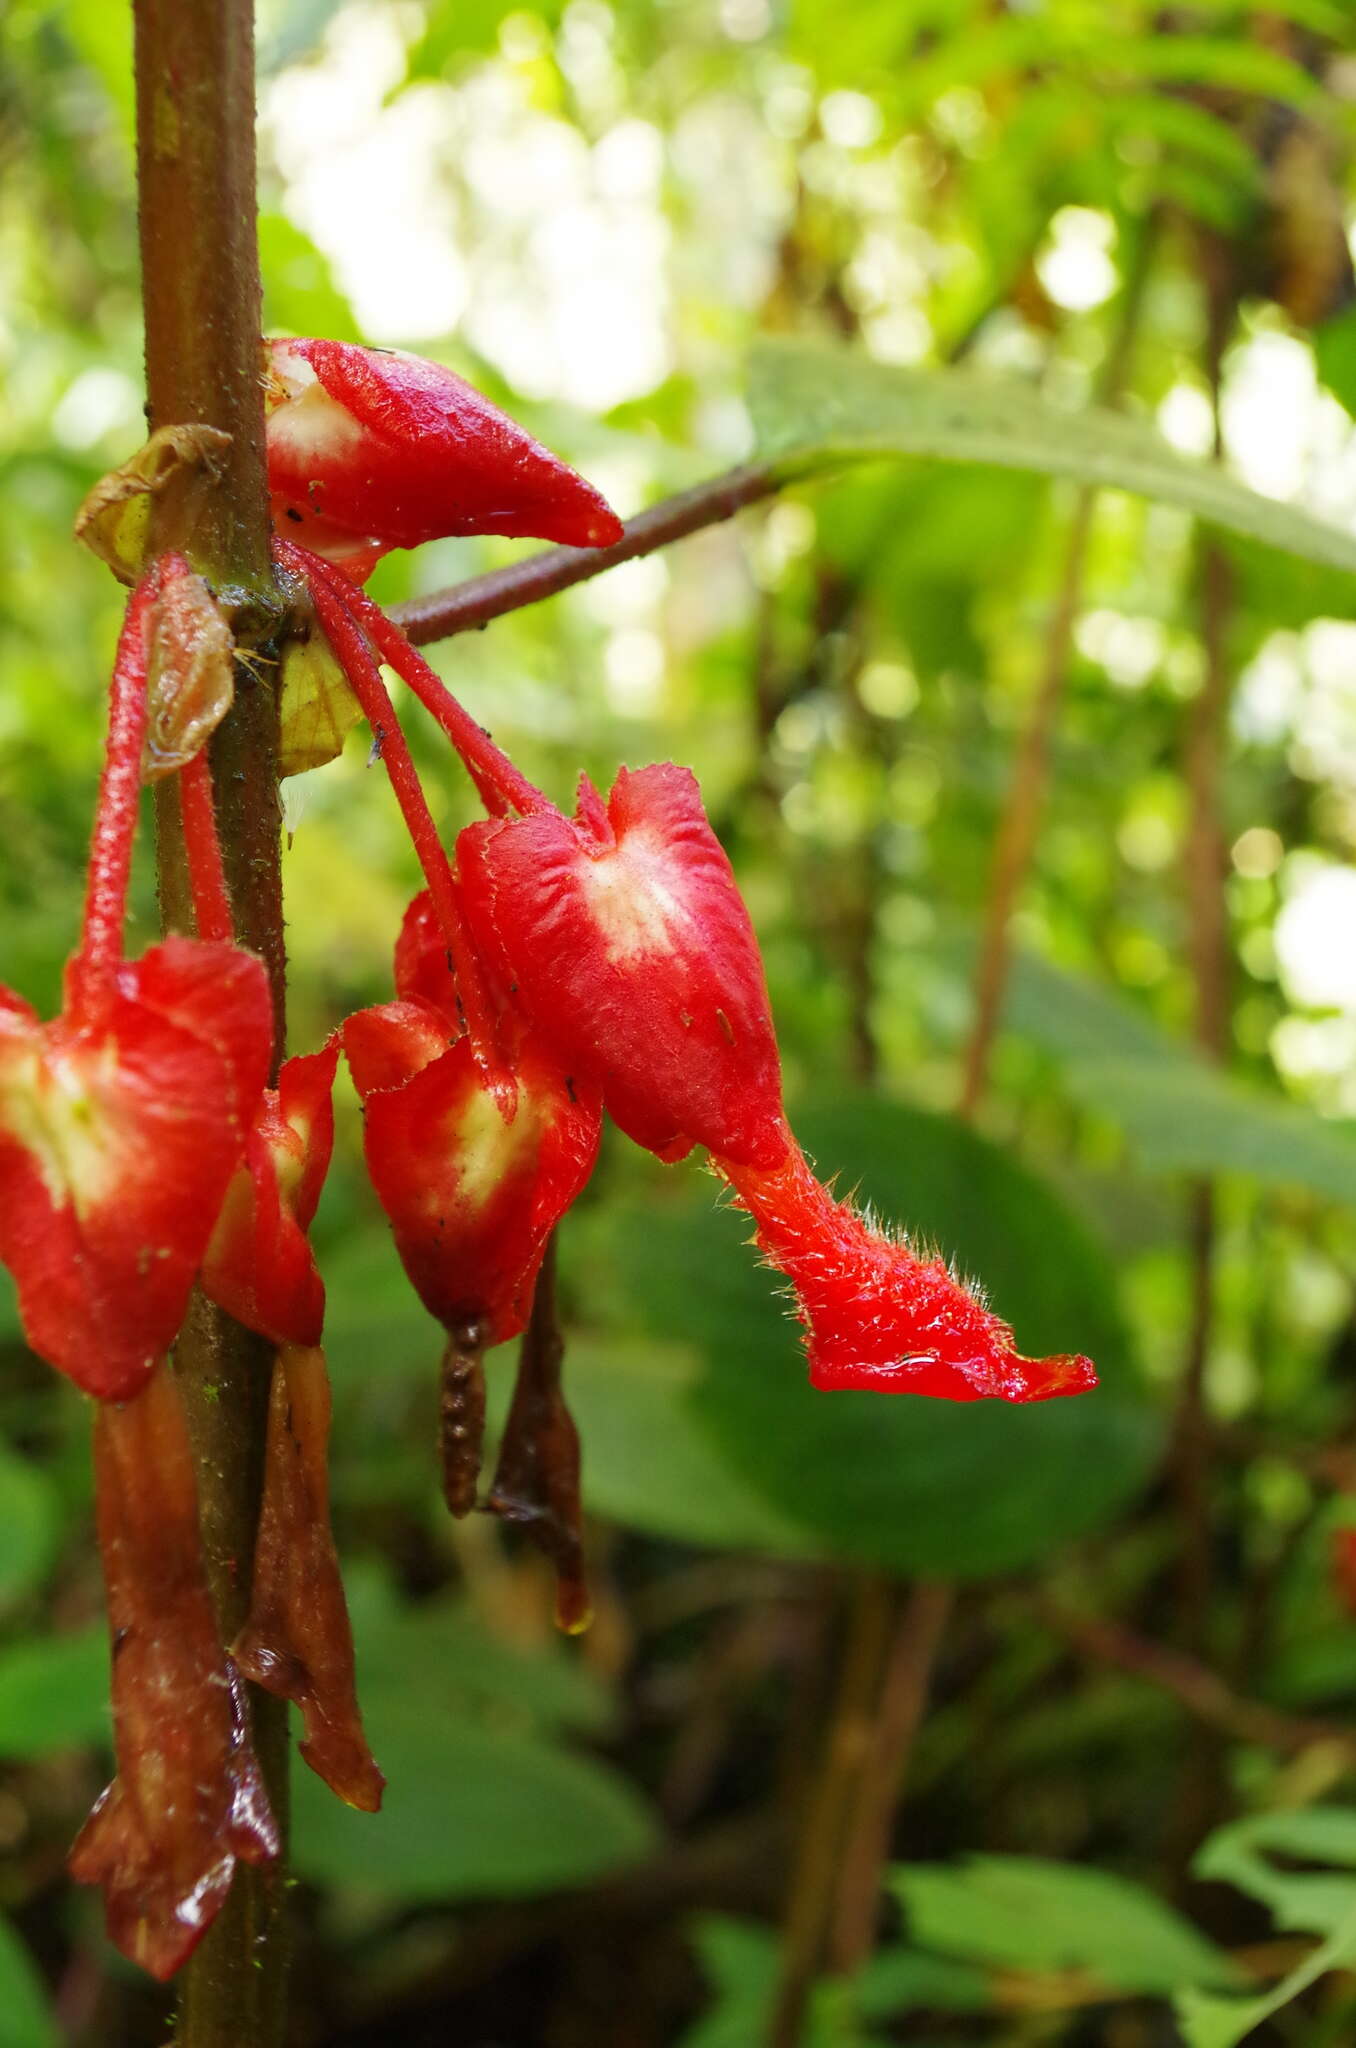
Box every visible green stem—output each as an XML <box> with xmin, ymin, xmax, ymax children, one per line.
<box><xmin>132</xmin><ymin>0</ymin><xmax>290</xmax><ymax>2040</ymax></box>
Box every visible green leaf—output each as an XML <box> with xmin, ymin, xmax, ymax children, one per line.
<box><xmin>1071</xmin><ymin>1060</ymin><xmax>1356</xmax><ymax>1204</ymax></box>
<box><xmin>342</xmin><ymin>1565</ymin><xmax>616</xmax><ymax>1739</ymax></box>
<box><xmin>1176</xmin><ymin>1809</ymin><xmax>1356</xmax><ymax>2048</ymax></box>
<box><xmin>935</xmin><ymin>944</ymin><xmax>1356</xmax><ymax>1208</ymax></box>
<box><xmin>0</xmin><ymin>1918</ymin><xmax>58</xmax><ymax>2048</ymax></box>
<box><xmin>749</xmin><ymin>340</ymin><xmax>1356</xmax><ymax>578</ymax></box>
<box><xmin>631</xmin><ymin>1101</ymin><xmax>1157</xmax><ymax>1580</ymax></box>
<box><xmin>678</xmin><ymin>1916</ymin><xmax>985</xmax><ymax>2048</ymax></box>
<box><xmin>293</xmin><ymin>1700</ymin><xmax>656</xmax><ymax>1903</ymax></box>
<box><xmin>0</xmin><ymin>1446</ymin><xmax>58</xmax><ymax>1611</ymax></box>
<box><xmin>893</xmin><ymin>1855</ymin><xmax>1237</xmax><ymax>1996</ymax></box>
<box><xmin>0</xmin><ymin>1628</ymin><xmax>108</xmax><ymax>1759</ymax></box>
<box><xmin>488</xmin><ymin>1340</ymin><xmax>815</xmax><ymax>1557</ymax></box>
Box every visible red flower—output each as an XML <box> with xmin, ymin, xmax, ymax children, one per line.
<box><xmin>264</xmin><ymin>339</ymin><xmax>623</xmax><ymax>579</ymax></box>
<box><xmin>344</xmin><ymin>892</ymin><xmax>601</xmax><ymax>1350</ymax></box>
<box><xmin>0</xmin><ymin>567</ymin><xmax>272</xmax><ymax>1399</ymax></box>
<box><xmin>200</xmin><ymin>1041</ymin><xmax>339</xmax><ymax>1348</ymax></box>
<box><xmin>457</xmin><ymin>762</ymin><xmax>1096</xmax><ymax>1403</ymax></box>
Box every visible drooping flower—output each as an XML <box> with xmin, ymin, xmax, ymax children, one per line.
<box><xmin>264</xmin><ymin>338</ymin><xmax>623</xmax><ymax>579</ymax></box>
<box><xmin>344</xmin><ymin>891</ymin><xmax>602</xmax><ymax>1356</ymax></box>
<box><xmin>0</xmin><ymin>563</ymin><xmax>272</xmax><ymax>1399</ymax></box>
<box><xmin>68</xmin><ymin>1363</ymin><xmax>279</xmax><ymax>1978</ymax></box>
<box><xmin>456</xmin><ymin>764</ymin><xmax>1097</xmax><ymax>1403</ymax></box>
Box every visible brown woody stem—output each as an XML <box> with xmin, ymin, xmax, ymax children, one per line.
<box><xmin>133</xmin><ymin>0</ymin><xmax>290</xmax><ymax>2039</ymax></box>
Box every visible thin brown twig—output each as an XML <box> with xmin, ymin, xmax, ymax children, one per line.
<box><xmin>1043</xmin><ymin>1601</ymin><xmax>1356</xmax><ymax>1765</ymax></box>
<box><xmin>388</xmin><ymin>463</ymin><xmax>778</xmax><ymax>647</ymax></box>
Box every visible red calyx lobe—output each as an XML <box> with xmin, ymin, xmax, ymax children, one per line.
<box><xmin>718</xmin><ymin>1139</ymin><xmax>1098</xmax><ymax>1402</ymax></box>
<box><xmin>457</xmin><ymin>763</ymin><xmax>786</xmax><ymax>1170</ymax></box>
<box><xmin>344</xmin><ymin>892</ymin><xmax>601</xmax><ymax>1348</ymax></box>
<box><xmin>68</xmin><ymin>1365</ymin><xmax>278</xmax><ymax>1979</ymax></box>
<box><xmin>201</xmin><ymin>1040</ymin><xmax>339</xmax><ymax>1348</ymax></box>
<box><xmin>0</xmin><ymin>940</ymin><xmax>272</xmax><ymax>1400</ymax></box>
<box><xmin>264</xmin><ymin>338</ymin><xmax>624</xmax><ymax>577</ymax></box>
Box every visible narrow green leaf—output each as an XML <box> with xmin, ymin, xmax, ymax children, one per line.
<box><xmin>750</xmin><ymin>340</ymin><xmax>1356</xmax><ymax>578</ymax></box>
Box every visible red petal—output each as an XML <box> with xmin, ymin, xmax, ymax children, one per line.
<box><xmin>0</xmin><ymin>942</ymin><xmax>272</xmax><ymax>1399</ymax></box>
<box><xmin>457</xmin><ymin>764</ymin><xmax>786</xmax><ymax>1168</ymax></box>
<box><xmin>719</xmin><ymin>1139</ymin><xmax>1099</xmax><ymax>1403</ymax></box>
<box><xmin>201</xmin><ymin>1041</ymin><xmax>339</xmax><ymax>1349</ymax></box>
<box><xmin>342</xmin><ymin>998</ymin><xmax>452</xmax><ymax>1097</ymax></box>
<box><xmin>264</xmin><ymin>340</ymin><xmax>623</xmax><ymax>569</ymax></box>
<box><xmin>345</xmin><ymin>1020</ymin><xmax>600</xmax><ymax>1347</ymax></box>
<box><xmin>393</xmin><ymin>888</ymin><xmax>462</xmax><ymax>1016</ymax></box>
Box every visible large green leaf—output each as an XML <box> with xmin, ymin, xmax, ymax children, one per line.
<box><xmin>935</xmin><ymin>944</ymin><xmax>1356</xmax><ymax>1208</ymax></box>
<box><xmin>618</xmin><ymin>1101</ymin><xmax>1157</xmax><ymax>1580</ymax></box>
<box><xmin>293</xmin><ymin>1701</ymin><xmax>656</xmax><ymax>1903</ymax></box>
<box><xmin>893</xmin><ymin>1856</ymin><xmax>1236</xmax><ymax>1996</ymax></box>
<box><xmin>292</xmin><ymin>1565</ymin><xmax>654</xmax><ymax>1902</ymax></box>
<box><xmin>0</xmin><ymin>1918</ymin><xmax>57</xmax><ymax>2048</ymax></box>
<box><xmin>750</xmin><ymin>340</ymin><xmax>1356</xmax><ymax>578</ymax></box>
<box><xmin>0</xmin><ymin>1629</ymin><xmax>107</xmax><ymax>1759</ymax></box>
<box><xmin>487</xmin><ymin>1339</ymin><xmax>814</xmax><ymax>1557</ymax></box>
<box><xmin>0</xmin><ymin>1446</ymin><xmax>59</xmax><ymax>1611</ymax></box>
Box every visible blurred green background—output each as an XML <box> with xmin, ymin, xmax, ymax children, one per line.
<box><xmin>6</xmin><ymin>1</ymin><xmax>1356</xmax><ymax>2042</ymax></box>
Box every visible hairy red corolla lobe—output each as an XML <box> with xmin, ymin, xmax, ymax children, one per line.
<box><xmin>457</xmin><ymin>763</ymin><xmax>786</xmax><ymax>1170</ymax></box>
<box><xmin>344</xmin><ymin>894</ymin><xmax>601</xmax><ymax>1349</ymax></box>
<box><xmin>264</xmin><ymin>338</ymin><xmax>623</xmax><ymax>575</ymax></box>
<box><xmin>0</xmin><ymin>940</ymin><xmax>271</xmax><ymax>1399</ymax></box>
<box><xmin>718</xmin><ymin>1137</ymin><xmax>1099</xmax><ymax>1402</ymax></box>
<box><xmin>235</xmin><ymin>1345</ymin><xmax>385</xmax><ymax>1812</ymax></box>
<box><xmin>67</xmin><ymin>1365</ymin><xmax>279</xmax><ymax>1979</ymax></box>
<box><xmin>201</xmin><ymin>1040</ymin><xmax>339</xmax><ymax>1348</ymax></box>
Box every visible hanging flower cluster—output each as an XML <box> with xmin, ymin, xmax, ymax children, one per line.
<box><xmin>11</xmin><ymin>341</ymin><xmax>1096</xmax><ymax>1979</ymax></box>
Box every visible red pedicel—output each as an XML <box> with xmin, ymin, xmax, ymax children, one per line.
<box><xmin>264</xmin><ymin>338</ymin><xmax>623</xmax><ymax>578</ymax></box>
<box><xmin>201</xmin><ymin>1041</ymin><xmax>339</xmax><ymax>1349</ymax></box>
<box><xmin>68</xmin><ymin>1364</ymin><xmax>279</xmax><ymax>1978</ymax></box>
<box><xmin>344</xmin><ymin>892</ymin><xmax>601</xmax><ymax>1351</ymax></box>
<box><xmin>0</xmin><ymin>567</ymin><xmax>271</xmax><ymax>1399</ymax></box>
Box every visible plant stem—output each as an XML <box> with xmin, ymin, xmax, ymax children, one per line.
<box><xmin>389</xmin><ymin>463</ymin><xmax>777</xmax><ymax>646</ymax></box>
<box><xmin>132</xmin><ymin>1</ymin><xmax>290</xmax><ymax>2040</ymax></box>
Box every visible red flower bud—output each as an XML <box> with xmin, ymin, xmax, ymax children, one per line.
<box><xmin>264</xmin><ymin>339</ymin><xmax>623</xmax><ymax>577</ymax></box>
<box><xmin>344</xmin><ymin>893</ymin><xmax>601</xmax><ymax>1349</ymax></box>
<box><xmin>201</xmin><ymin>1041</ymin><xmax>339</xmax><ymax>1349</ymax></box>
<box><xmin>457</xmin><ymin>764</ymin><xmax>786</xmax><ymax>1169</ymax></box>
